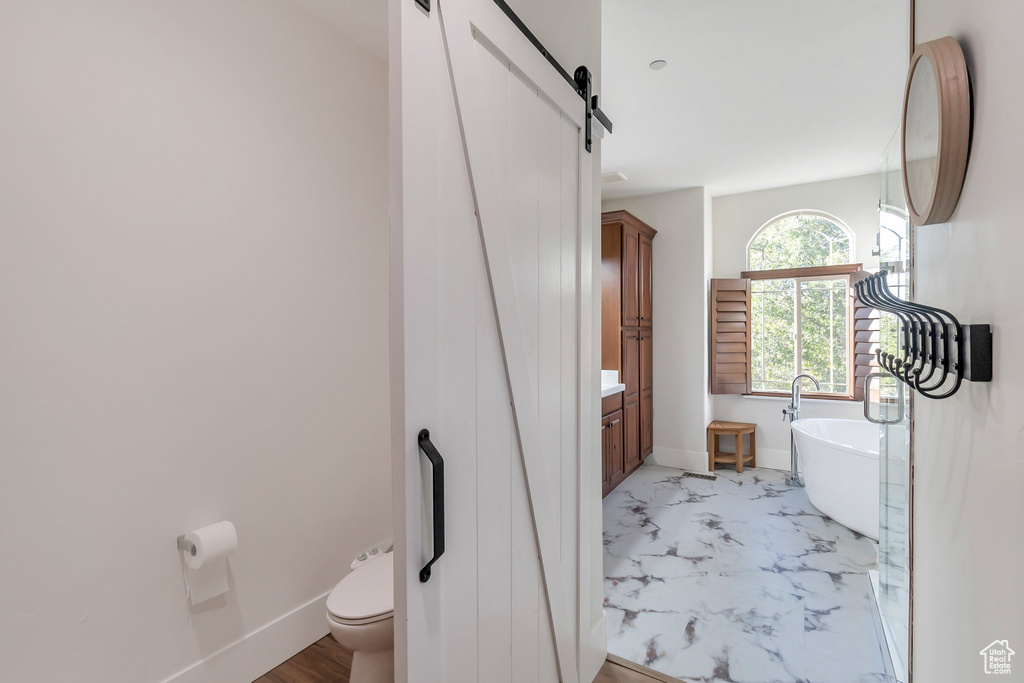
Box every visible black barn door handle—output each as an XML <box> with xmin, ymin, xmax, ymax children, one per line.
<box><xmin>417</xmin><ymin>429</ymin><xmax>445</xmax><ymax>582</ymax></box>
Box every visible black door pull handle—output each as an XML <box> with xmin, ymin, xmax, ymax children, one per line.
<box><xmin>418</xmin><ymin>429</ymin><xmax>445</xmax><ymax>582</ymax></box>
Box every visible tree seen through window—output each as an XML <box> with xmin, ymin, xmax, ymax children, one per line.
<box><xmin>748</xmin><ymin>213</ymin><xmax>851</xmax><ymax>270</ymax></box>
<box><xmin>748</xmin><ymin>213</ymin><xmax>853</xmax><ymax>395</ymax></box>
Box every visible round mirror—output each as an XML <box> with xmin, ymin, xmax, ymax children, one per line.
<box><xmin>904</xmin><ymin>55</ymin><xmax>939</xmax><ymax>210</ymax></box>
<box><xmin>901</xmin><ymin>37</ymin><xmax>972</xmax><ymax>226</ymax></box>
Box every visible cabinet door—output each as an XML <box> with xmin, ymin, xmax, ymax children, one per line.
<box><xmin>639</xmin><ymin>235</ymin><xmax>653</xmax><ymax>327</ymax></box>
<box><xmin>601</xmin><ymin>418</ymin><xmax>611</xmax><ymax>493</ymax></box>
<box><xmin>639</xmin><ymin>395</ymin><xmax>653</xmax><ymax>459</ymax></box>
<box><xmin>622</xmin><ymin>328</ymin><xmax>641</xmax><ymax>473</ymax></box>
<box><xmin>623</xmin><ymin>399</ymin><xmax>640</xmax><ymax>474</ymax></box>
<box><xmin>622</xmin><ymin>228</ymin><xmax>640</xmax><ymax>328</ymax></box>
<box><xmin>602</xmin><ymin>410</ymin><xmax>624</xmax><ymax>497</ymax></box>
<box><xmin>622</xmin><ymin>328</ymin><xmax>640</xmax><ymax>404</ymax></box>
<box><xmin>639</xmin><ymin>330</ymin><xmax>653</xmax><ymax>458</ymax></box>
<box><xmin>640</xmin><ymin>329</ymin><xmax>653</xmax><ymax>395</ymax></box>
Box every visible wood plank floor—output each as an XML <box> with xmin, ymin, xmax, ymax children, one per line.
<box><xmin>254</xmin><ymin>636</ymin><xmax>352</xmax><ymax>683</ymax></box>
<box><xmin>255</xmin><ymin>635</ymin><xmax>666</xmax><ymax>682</ymax></box>
<box><xmin>596</xmin><ymin>656</ymin><xmax>677</xmax><ymax>683</ymax></box>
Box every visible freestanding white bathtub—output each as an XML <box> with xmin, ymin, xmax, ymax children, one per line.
<box><xmin>791</xmin><ymin>418</ymin><xmax>904</xmax><ymax>541</ymax></box>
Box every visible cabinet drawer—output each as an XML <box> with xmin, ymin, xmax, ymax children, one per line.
<box><xmin>601</xmin><ymin>391</ymin><xmax>623</xmax><ymax>416</ymax></box>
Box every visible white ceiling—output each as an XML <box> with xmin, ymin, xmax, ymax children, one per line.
<box><xmin>289</xmin><ymin>0</ymin><xmax>388</xmax><ymax>62</ymax></box>
<box><xmin>600</xmin><ymin>0</ymin><xmax>909</xmax><ymax>199</ymax></box>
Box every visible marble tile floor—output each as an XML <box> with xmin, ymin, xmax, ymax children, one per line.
<box><xmin>604</xmin><ymin>464</ymin><xmax>893</xmax><ymax>683</ymax></box>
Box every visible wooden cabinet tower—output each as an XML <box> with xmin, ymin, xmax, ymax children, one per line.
<box><xmin>601</xmin><ymin>210</ymin><xmax>656</xmax><ymax>497</ymax></box>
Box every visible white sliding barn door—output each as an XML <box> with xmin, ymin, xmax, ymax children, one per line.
<box><xmin>389</xmin><ymin>0</ymin><xmax>603</xmax><ymax>681</ymax></box>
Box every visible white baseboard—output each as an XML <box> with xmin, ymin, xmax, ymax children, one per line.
<box><xmin>748</xmin><ymin>447</ymin><xmax>792</xmax><ymax>472</ymax></box>
<box><xmin>649</xmin><ymin>446</ymin><xmax>708</xmax><ymax>472</ymax></box>
<box><xmin>649</xmin><ymin>446</ymin><xmax>795</xmax><ymax>474</ymax></box>
<box><xmin>160</xmin><ymin>592</ymin><xmax>330</xmax><ymax>683</ymax></box>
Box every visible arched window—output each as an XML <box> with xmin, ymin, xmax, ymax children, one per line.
<box><xmin>747</xmin><ymin>211</ymin><xmax>853</xmax><ymax>271</ymax></box>
<box><xmin>743</xmin><ymin>211</ymin><xmax>856</xmax><ymax>396</ymax></box>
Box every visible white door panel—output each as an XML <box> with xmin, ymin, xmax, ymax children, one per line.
<box><xmin>441</xmin><ymin>6</ymin><xmax>581</xmax><ymax>678</ymax></box>
<box><xmin>391</xmin><ymin>0</ymin><xmax>600</xmax><ymax>680</ymax></box>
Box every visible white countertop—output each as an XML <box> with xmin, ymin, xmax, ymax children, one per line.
<box><xmin>601</xmin><ymin>369</ymin><xmax>625</xmax><ymax>398</ymax></box>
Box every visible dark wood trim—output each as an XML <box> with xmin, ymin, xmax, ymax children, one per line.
<box><xmin>601</xmin><ymin>654</ymin><xmax>681</xmax><ymax>682</ymax></box>
<box><xmin>740</xmin><ymin>263</ymin><xmax>863</xmax><ymax>281</ymax></box>
<box><xmin>850</xmin><ymin>269</ymin><xmax>880</xmax><ymax>401</ymax></box>
<box><xmin>601</xmin><ymin>209</ymin><xmax>658</xmax><ymax>239</ymax></box>
<box><xmin>738</xmin><ymin>266</ymin><xmax>860</xmax><ymax>401</ymax></box>
<box><xmin>709</xmin><ymin>278</ymin><xmax>752</xmax><ymax>395</ymax></box>
<box><xmin>749</xmin><ymin>391</ymin><xmax>857</xmax><ymax>402</ymax></box>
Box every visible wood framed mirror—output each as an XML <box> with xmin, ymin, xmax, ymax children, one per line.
<box><xmin>901</xmin><ymin>36</ymin><xmax>972</xmax><ymax>226</ymax></box>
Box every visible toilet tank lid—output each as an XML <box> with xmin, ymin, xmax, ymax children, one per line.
<box><xmin>327</xmin><ymin>552</ymin><xmax>394</xmax><ymax>621</ymax></box>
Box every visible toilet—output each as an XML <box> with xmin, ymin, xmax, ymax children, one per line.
<box><xmin>326</xmin><ymin>551</ymin><xmax>394</xmax><ymax>683</ymax></box>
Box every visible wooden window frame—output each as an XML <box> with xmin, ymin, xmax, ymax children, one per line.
<box><xmin>743</xmin><ymin>263</ymin><xmax>862</xmax><ymax>402</ymax></box>
<box><xmin>740</xmin><ymin>263</ymin><xmax>863</xmax><ymax>281</ymax></box>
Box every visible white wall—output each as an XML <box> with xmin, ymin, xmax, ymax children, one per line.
<box><xmin>507</xmin><ymin>0</ymin><xmax>602</xmax><ymax>84</ymax></box>
<box><xmin>913</xmin><ymin>3</ymin><xmax>1024</xmax><ymax>679</ymax></box>
<box><xmin>0</xmin><ymin>3</ymin><xmax>390</xmax><ymax>682</ymax></box>
<box><xmin>602</xmin><ymin>188</ymin><xmax>713</xmax><ymax>471</ymax></box>
<box><xmin>713</xmin><ymin>174</ymin><xmax>880</xmax><ymax>279</ymax></box>
<box><xmin>711</xmin><ymin>174</ymin><xmax>881</xmax><ymax>467</ymax></box>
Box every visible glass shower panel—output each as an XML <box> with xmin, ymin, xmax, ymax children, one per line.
<box><xmin>876</xmin><ymin>127</ymin><xmax>911</xmax><ymax>682</ymax></box>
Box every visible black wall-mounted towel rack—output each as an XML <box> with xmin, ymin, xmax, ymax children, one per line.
<box><xmin>854</xmin><ymin>270</ymin><xmax>991</xmax><ymax>399</ymax></box>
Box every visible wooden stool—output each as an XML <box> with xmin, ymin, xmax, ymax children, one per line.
<box><xmin>707</xmin><ymin>420</ymin><xmax>757</xmax><ymax>472</ymax></box>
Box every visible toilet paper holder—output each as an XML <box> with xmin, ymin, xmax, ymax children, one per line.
<box><xmin>177</xmin><ymin>535</ymin><xmax>198</xmax><ymax>557</ymax></box>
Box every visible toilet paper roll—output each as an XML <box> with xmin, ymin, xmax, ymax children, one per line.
<box><xmin>183</xmin><ymin>521</ymin><xmax>237</xmax><ymax>570</ymax></box>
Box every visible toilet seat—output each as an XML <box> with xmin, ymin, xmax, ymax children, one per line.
<box><xmin>328</xmin><ymin>611</ymin><xmax>393</xmax><ymax>626</ymax></box>
<box><xmin>327</xmin><ymin>552</ymin><xmax>394</xmax><ymax>625</ymax></box>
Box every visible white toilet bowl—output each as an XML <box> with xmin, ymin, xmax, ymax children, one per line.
<box><xmin>326</xmin><ymin>552</ymin><xmax>395</xmax><ymax>683</ymax></box>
